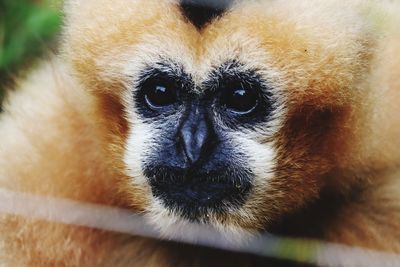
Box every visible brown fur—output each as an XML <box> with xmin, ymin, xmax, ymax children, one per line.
<box><xmin>1</xmin><ymin>0</ymin><xmax>400</xmax><ymax>266</ymax></box>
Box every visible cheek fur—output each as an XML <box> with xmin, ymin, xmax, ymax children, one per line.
<box><xmin>124</xmin><ymin>120</ymin><xmax>158</xmax><ymax>187</ymax></box>
<box><xmin>229</xmin><ymin>131</ymin><xmax>277</xmax><ymax>186</ymax></box>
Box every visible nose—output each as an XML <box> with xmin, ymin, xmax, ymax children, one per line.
<box><xmin>178</xmin><ymin>105</ymin><xmax>211</xmax><ymax>165</ymax></box>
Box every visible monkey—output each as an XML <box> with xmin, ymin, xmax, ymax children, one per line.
<box><xmin>0</xmin><ymin>0</ymin><xmax>400</xmax><ymax>266</ymax></box>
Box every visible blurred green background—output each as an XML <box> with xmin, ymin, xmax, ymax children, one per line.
<box><xmin>0</xmin><ymin>0</ymin><xmax>62</xmax><ymax>109</ymax></box>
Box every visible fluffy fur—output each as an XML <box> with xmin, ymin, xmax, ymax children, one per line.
<box><xmin>0</xmin><ymin>0</ymin><xmax>400</xmax><ymax>266</ymax></box>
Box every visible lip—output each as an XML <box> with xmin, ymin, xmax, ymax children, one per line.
<box><xmin>153</xmin><ymin>178</ymin><xmax>248</xmax><ymax>205</ymax></box>
<box><xmin>145</xmin><ymin>166</ymin><xmax>253</xmax><ymax>220</ymax></box>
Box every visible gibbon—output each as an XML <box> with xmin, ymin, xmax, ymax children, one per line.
<box><xmin>0</xmin><ymin>0</ymin><xmax>400</xmax><ymax>266</ymax></box>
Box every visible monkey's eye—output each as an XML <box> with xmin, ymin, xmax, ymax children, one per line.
<box><xmin>221</xmin><ymin>85</ymin><xmax>259</xmax><ymax>114</ymax></box>
<box><xmin>144</xmin><ymin>81</ymin><xmax>178</xmax><ymax>108</ymax></box>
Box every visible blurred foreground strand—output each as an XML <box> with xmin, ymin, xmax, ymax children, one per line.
<box><xmin>0</xmin><ymin>188</ymin><xmax>399</xmax><ymax>267</ymax></box>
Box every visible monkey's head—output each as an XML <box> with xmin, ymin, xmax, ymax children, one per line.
<box><xmin>63</xmin><ymin>0</ymin><xmax>373</xmax><ymax>239</ymax></box>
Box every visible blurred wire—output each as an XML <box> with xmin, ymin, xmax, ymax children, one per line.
<box><xmin>1</xmin><ymin>188</ymin><xmax>399</xmax><ymax>267</ymax></box>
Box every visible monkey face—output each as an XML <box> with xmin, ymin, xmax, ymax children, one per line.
<box><xmin>121</xmin><ymin>47</ymin><xmax>283</xmax><ymax>236</ymax></box>
<box><xmin>64</xmin><ymin>0</ymin><xmax>371</xmax><ymax>237</ymax></box>
<box><xmin>130</xmin><ymin>60</ymin><xmax>278</xmax><ymax>221</ymax></box>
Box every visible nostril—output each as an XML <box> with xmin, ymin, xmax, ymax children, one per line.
<box><xmin>180</xmin><ymin>121</ymin><xmax>208</xmax><ymax>164</ymax></box>
<box><xmin>176</xmin><ymin>101</ymin><xmax>217</xmax><ymax>166</ymax></box>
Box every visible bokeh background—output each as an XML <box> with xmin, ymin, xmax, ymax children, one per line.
<box><xmin>0</xmin><ymin>0</ymin><xmax>62</xmax><ymax>109</ymax></box>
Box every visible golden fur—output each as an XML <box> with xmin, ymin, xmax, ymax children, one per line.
<box><xmin>0</xmin><ymin>0</ymin><xmax>400</xmax><ymax>266</ymax></box>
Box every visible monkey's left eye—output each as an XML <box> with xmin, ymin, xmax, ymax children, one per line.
<box><xmin>221</xmin><ymin>85</ymin><xmax>259</xmax><ymax>114</ymax></box>
<box><xmin>144</xmin><ymin>81</ymin><xmax>178</xmax><ymax>108</ymax></box>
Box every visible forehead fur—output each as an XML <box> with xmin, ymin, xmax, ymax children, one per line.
<box><xmin>63</xmin><ymin>0</ymin><xmax>196</xmax><ymax>92</ymax></box>
<box><xmin>63</xmin><ymin>0</ymin><xmax>372</xmax><ymax>109</ymax></box>
<box><xmin>209</xmin><ymin>1</ymin><xmax>373</xmax><ymax>110</ymax></box>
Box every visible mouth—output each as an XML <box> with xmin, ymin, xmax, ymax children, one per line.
<box><xmin>145</xmin><ymin>166</ymin><xmax>252</xmax><ymax>221</ymax></box>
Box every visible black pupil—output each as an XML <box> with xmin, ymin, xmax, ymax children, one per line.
<box><xmin>223</xmin><ymin>87</ymin><xmax>258</xmax><ymax>113</ymax></box>
<box><xmin>145</xmin><ymin>83</ymin><xmax>177</xmax><ymax>107</ymax></box>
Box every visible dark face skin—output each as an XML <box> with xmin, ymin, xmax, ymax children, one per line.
<box><xmin>133</xmin><ymin>60</ymin><xmax>274</xmax><ymax>221</ymax></box>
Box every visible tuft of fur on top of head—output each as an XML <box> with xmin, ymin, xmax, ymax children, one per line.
<box><xmin>179</xmin><ymin>0</ymin><xmax>232</xmax><ymax>29</ymax></box>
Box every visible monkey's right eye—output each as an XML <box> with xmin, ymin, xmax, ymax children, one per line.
<box><xmin>144</xmin><ymin>81</ymin><xmax>178</xmax><ymax>109</ymax></box>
